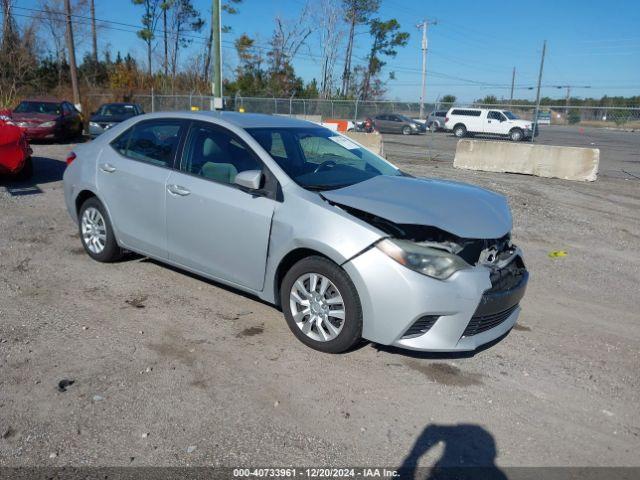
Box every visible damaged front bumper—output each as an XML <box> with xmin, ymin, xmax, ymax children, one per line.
<box><xmin>343</xmin><ymin>245</ymin><xmax>528</xmax><ymax>352</ymax></box>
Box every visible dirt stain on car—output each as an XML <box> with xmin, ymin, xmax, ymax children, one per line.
<box><xmin>237</xmin><ymin>325</ymin><xmax>264</xmax><ymax>338</ymax></box>
<box><xmin>405</xmin><ymin>361</ymin><xmax>483</xmax><ymax>387</ymax></box>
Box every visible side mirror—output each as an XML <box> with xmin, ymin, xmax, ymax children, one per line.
<box><xmin>235</xmin><ymin>170</ymin><xmax>263</xmax><ymax>190</ymax></box>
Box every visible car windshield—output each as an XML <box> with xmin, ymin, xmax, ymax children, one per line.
<box><xmin>503</xmin><ymin>111</ymin><xmax>520</xmax><ymax>120</ymax></box>
<box><xmin>97</xmin><ymin>104</ymin><xmax>137</xmax><ymax>116</ymax></box>
<box><xmin>247</xmin><ymin>127</ymin><xmax>401</xmax><ymax>191</ymax></box>
<box><xmin>14</xmin><ymin>101</ymin><xmax>60</xmax><ymax>115</ymax></box>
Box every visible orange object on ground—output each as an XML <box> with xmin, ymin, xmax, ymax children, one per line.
<box><xmin>324</xmin><ymin>119</ymin><xmax>349</xmax><ymax>132</ymax></box>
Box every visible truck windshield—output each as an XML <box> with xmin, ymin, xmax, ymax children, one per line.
<box><xmin>503</xmin><ymin>111</ymin><xmax>520</xmax><ymax>120</ymax></box>
<box><xmin>247</xmin><ymin>127</ymin><xmax>401</xmax><ymax>191</ymax></box>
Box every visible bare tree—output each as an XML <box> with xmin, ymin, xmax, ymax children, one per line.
<box><xmin>340</xmin><ymin>0</ymin><xmax>379</xmax><ymax>97</ymax></box>
<box><xmin>312</xmin><ymin>0</ymin><xmax>345</xmax><ymax>98</ymax></box>
<box><xmin>132</xmin><ymin>0</ymin><xmax>162</xmax><ymax>77</ymax></box>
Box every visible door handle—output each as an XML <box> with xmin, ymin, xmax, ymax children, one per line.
<box><xmin>99</xmin><ymin>163</ymin><xmax>116</xmax><ymax>173</ymax></box>
<box><xmin>167</xmin><ymin>184</ymin><xmax>191</xmax><ymax>196</ymax></box>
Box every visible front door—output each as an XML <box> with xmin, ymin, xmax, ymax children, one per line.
<box><xmin>97</xmin><ymin>118</ymin><xmax>186</xmax><ymax>259</ymax></box>
<box><xmin>485</xmin><ymin>111</ymin><xmax>509</xmax><ymax>135</ymax></box>
<box><xmin>165</xmin><ymin>122</ymin><xmax>276</xmax><ymax>291</ymax></box>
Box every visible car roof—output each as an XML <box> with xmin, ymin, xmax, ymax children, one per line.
<box><xmin>138</xmin><ymin>111</ymin><xmax>321</xmax><ymax>129</ymax></box>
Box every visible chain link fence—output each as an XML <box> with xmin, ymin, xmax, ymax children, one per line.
<box><xmin>85</xmin><ymin>93</ymin><xmax>640</xmax><ymax>129</ymax></box>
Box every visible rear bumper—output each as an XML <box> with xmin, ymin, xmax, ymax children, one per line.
<box><xmin>343</xmin><ymin>246</ymin><xmax>528</xmax><ymax>352</ymax></box>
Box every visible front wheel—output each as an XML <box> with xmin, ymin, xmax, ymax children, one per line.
<box><xmin>402</xmin><ymin>125</ymin><xmax>412</xmax><ymax>135</ymax></box>
<box><xmin>509</xmin><ymin>128</ymin><xmax>524</xmax><ymax>142</ymax></box>
<box><xmin>78</xmin><ymin>197</ymin><xmax>123</xmax><ymax>262</ymax></box>
<box><xmin>281</xmin><ymin>256</ymin><xmax>362</xmax><ymax>353</ymax></box>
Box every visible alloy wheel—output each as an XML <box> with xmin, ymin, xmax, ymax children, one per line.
<box><xmin>81</xmin><ymin>207</ymin><xmax>107</xmax><ymax>254</ymax></box>
<box><xmin>289</xmin><ymin>272</ymin><xmax>345</xmax><ymax>342</ymax></box>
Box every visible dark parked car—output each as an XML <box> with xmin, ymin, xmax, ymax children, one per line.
<box><xmin>373</xmin><ymin>113</ymin><xmax>425</xmax><ymax>135</ymax></box>
<box><xmin>12</xmin><ymin>99</ymin><xmax>83</xmax><ymax>141</ymax></box>
<box><xmin>89</xmin><ymin>103</ymin><xmax>144</xmax><ymax>138</ymax></box>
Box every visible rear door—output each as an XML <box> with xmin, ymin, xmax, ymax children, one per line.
<box><xmin>97</xmin><ymin>118</ymin><xmax>186</xmax><ymax>258</ymax></box>
<box><xmin>165</xmin><ymin>121</ymin><xmax>276</xmax><ymax>291</ymax></box>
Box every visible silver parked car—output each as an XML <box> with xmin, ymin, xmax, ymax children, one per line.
<box><xmin>63</xmin><ymin>112</ymin><xmax>528</xmax><ymax>353</ymax></box>
<box><xmin>426</xmin><ymin>110</ymin><xmax>448</xmax><ymax>131</ymax></box>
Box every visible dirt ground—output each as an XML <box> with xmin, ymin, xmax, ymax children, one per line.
<box><xmin>1</xmin><ymin>131</ymin><xmax>639</xmax><ymax>469</ymax></box>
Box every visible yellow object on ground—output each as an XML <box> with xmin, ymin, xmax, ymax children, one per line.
<box><xmin>548</xmin><ymin>250</ymin><xmax>568</xmax><ymax>258</ymax></box>
<box><xmin>190</xmin><ymin>106</ymin><xmax>200</xmax><ymax>111</ymax></box>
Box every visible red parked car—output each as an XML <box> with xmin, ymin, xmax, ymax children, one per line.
<box><xmin>12</xmin><ymin>98</ymin><xmax>83</xmax><ymax>141</ymax></box>
<box><xmin>0</xmin><ymin>110</ymin><xmax>33</xmax><ymax>179</ymax></box>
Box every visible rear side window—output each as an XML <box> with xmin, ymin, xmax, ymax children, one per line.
<box><xmin>451</xmin><ymin>109</ymin><xmax>482</xmax><ymax>117</ymax></box>
<box><xmin>111</xmin><ymin>120</ymin><xmax>183</xmax><ymax>168</ymax></box>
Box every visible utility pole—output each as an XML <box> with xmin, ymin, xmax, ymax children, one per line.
<box><xmin>509</xmin><ymin>67</ymin><xmax>515</xmax><ymax>104</ymax></box>
<box><xmin>210</xmin><ymin>0</ymin><xmax>223</xmax><ymax>109</ymax></box>
<box><xmin>64</xmin><ymin>0</ymin><xmax>81</xmax><ymax>108</ymax></box>
<box><xmin>417</xmin><ymin>19</ymin><xmax>436</xmax><ymax>119</ymax></box>
<box><xmin>90</xmin><ymin>0</ymin><xmax>98</xmax><ymax>64</ymax></box>
<box><xmin>531</xmin><ymin>40</ymin><xmax>546</xmax><ymax>143</ymax></box>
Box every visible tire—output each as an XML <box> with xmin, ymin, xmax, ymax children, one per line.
<box><xmin>509</xmin><ymin>128</ymin><xmax>523</xmax><ymax>142</ymax></box>
<box><xmin>402</xmin><ymin>125</ymin><xmax>412</xmax><ymax>135</ymax></box>
<box><xmin>78</xmin><ymin>197</ymin><xmax>122</xmax><ymax>262</ymax></box>
<box><xmin>14</xmin><ymin>156</ymin><xmax>33</xmax><ymax>180</ymax></box>
<box><xmin>429</xmin><ymin>122</ymin><xmax>439</xmax><ymax>132</ymax></box>
<box><xmin>453</xmin><ymin>124</ymin><xmax>467</xmax><ymax>138</ymax></box>
<box><xmin>280</xmin><ymin>256</ymin><xmax>363</xmax><ymax>354</ymax></box>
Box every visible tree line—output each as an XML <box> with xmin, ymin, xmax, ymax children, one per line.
<box><xmin>0</xmin><ymin>0</ymin><xmax>414</xmax><ymax>107</ymax></box>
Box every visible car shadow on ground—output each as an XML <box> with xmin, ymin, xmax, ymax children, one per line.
<box><xmin>0</xmin><ymin>156</ymin><xmax>67</xmax><ymax>195</ymax></box>
<box><xmin>397</xmin><ymin>423</ymin><xmax>507</xmax><ymax>480</ymax></box>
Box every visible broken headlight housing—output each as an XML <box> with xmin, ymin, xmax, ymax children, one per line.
<box><xmin>376</xmin><ymin>238</ymin><xmax>471</xmax><ymax>280</ymax></box>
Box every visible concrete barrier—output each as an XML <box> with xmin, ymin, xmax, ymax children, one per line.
<box><xmin>453</xmin><ymin>139</ymin><xmax>599</xmax><ymax>181</ymax></box>
<box><xmin>344</xmin><ymin>131</ymin><xmax>385</xmax><ymax>158</ymax></box>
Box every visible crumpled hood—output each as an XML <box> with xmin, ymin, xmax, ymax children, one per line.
<box><xmin>321</xmin><ymin>175</ymin><xmax>512</xmax><ymax>239</ymax></box>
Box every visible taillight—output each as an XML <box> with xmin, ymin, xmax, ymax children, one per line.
<box><xmin>66</xmin><ymin>152</ymin><xmax>76</xmax><ymax>165</ymax></box>
<box><xmin>445</xmin><ymin>117</ymin><xmax>449</xmax><ymax>123</ymax></box>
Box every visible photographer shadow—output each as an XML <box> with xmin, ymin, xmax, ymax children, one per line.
<box><xmin>397</xmin><ymin>423</ymin><xmax>507</xmax><ymax>480</ymax></box>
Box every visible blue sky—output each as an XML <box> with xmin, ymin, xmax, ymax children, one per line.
<box><xmin>14</xmin><ymin>0</ymin><xmax>640</xmax><ymax>101</ymax></box>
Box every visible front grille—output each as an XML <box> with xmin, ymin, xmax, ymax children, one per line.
<box><xmin>402</xmin><ymin>315</ymin><xmax>439</xmax><ymax>339</ymax></box>
<box><xmin>463</xmin><ymin>304</ymin><xmax>519</xmax><ymax>337</ymax></box>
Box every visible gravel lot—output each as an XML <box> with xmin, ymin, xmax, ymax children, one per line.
<box><xmin>1</xmin><ymin>129</ymin><xmax>639</xmax><ymax>469</ymax></box>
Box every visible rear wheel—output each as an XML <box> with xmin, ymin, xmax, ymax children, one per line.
<box><xmin>429</xmin><ymin>122</ymin><xmax>439</xmax><ymax>132</ymax></box>
<box><xmin>453</xmin><ymin>124</ymin><xmax>467</xmax><ymax>138</ymax></box>
<box><xmin>281</xmin><ymin>256</ymin><xmax>362</xmax><ymax>353</ymax></box>
<box><xmin>509</xmin><ymin>128</ymin><xmax>523</xmax><ymax>142</ymax></box>
<box><xmin>78</xmin><ymin>197</ymin><xmax>122</xmax><ymax>262</ymax></box>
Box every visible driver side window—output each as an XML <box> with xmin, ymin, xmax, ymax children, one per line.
<box><xmin>488</xmin><ymin>111</ymin><xmax>504</xmax><ymax>121</ymax></box>
<box><xmin>181</xmin><ymin>124</ymin><xmax>262</xmax><ymax>185</ymax></box>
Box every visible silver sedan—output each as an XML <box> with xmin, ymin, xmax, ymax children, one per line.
<box><xmin>63</xmin><ymin>112</ymin><xmax>528</xmax><ymax>353</ymax></box>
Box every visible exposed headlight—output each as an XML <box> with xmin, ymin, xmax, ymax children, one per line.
<box><xmin>376</xmin><ymin>238</ymin><xmax>471</xmax><ymax>280</ymax></box>
<box><xmin>410</xmin><ymin>123</ymin><xmax>418</xmax><ymax>129</ymax></box>
<box><xmin>39</xmin><ymin>121</ymin><xmax>56</xmax><ymax>127</ymax></box>
<box><xmin>89</xmin><ymin>122</ymin><xmax>100</xmax><ymax>127</ymax></box>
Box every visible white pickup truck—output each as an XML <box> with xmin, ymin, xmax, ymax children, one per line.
<box><xmin>444</xmin><ymin>108</ymin><xmax>537</xmax><ymax>142</ymax></box>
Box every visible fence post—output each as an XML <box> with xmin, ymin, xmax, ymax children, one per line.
<box><xmin>354</xmin><ymin>98</ymin><xmax>359</xmax><ymax>123</ymax></box>
<box><xmin>302</xmin><ymin>99</ymin><xmax>306</xmax><ymax>117</ymax></box>
<box><xmin>331</xmin><ymin>100</ymin><xmax>334</xmax><ymax>118</ymax></box>
<box><xmin>151</xmin><ymin>87</ymin><xmax>155</xmax><ymax>112</ymax></box>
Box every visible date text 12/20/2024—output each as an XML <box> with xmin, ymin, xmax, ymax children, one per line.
<box><xmin>233</xmin><ymin>468</ymin><xmax>400</xmax><ymax>478</ymax></box>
